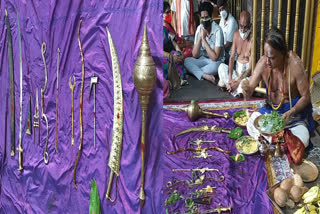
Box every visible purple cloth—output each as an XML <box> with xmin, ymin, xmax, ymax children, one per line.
<box><xmin>0</xmin><ymin>1</ymin><xmax>163</xmax><ymax>213</ymax></box>
<box><xmin>162</xmin><ymin>108</ymin><xmax>274</xmax><ymax>214</ymax></box>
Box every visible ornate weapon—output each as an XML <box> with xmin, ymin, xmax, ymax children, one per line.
<box><xmin>89</xmin><ymin>73</ymin><xmax>98</xmax><ymax>149</ymax></box>
<box><xmin>200</xmin><ymin>203</ymin><xmax>232</xmax><ymax>214</ymax></box>
<box><xmin>167</xmin><ymin>146</ymin><xmax>231</xmax><ymax>155</ymax></box>
<box><xmin>69</xmin><ymin>75</ymin><xmax>76</xmax><ymax>146</ymax></box>
<box><xmin>105</xmin><ymin>27</ymin><xmax>124</xmax><ymax>202</ymax></box>
<box><xmin>172</xmin><ymin>167</ymin><xmax>219</xmax><ymax>173</ymax></box>
<box><xmin>26</xmin><ymin>96</ymin><xmax>32</xmax><ymax>135</ymax></box>
<box><xmin>55</xmin><ymin>48</ymin><xmax>60</xmax><ymax>152</ymax></box>
<box><xmin>189</xmin><ymin>138</ymin><xmax>216</xmax><ymax>146</ymax></box>
<box><xmin>180</xmin><ymin>100</ymin><xmax>230</xmax><ymax>121</ymax></box>
<box><xmin>73</xmin><ymin>19</ymin><xmax>85</xmax><ymax>189</ymax></box>
<box><xmin>33</xmin><ymin>89</ymin><xmax>40</xmax><ymax>145</ymax></box>
<box><xmin>41</xmin><ymin>42</ymin><xmax>49</xmax><ymax>164</ymax></box>
<box><xmin>17</xmin><ymin>11</ymin><xmax>23</xmax><ymax>171</ymax></box>
<box><xmin>175</xmin><ymin>125</ymin><xmax>231</xmax><ymax>137</ymax></box>
<box><xmin>133</xmin><ymin>23</ymin><xmax>157</xmax><ymax>207</ymax></box>
<box><xmin>5</xmin><ymin>9</ymin><xmax>15</xmax><ymax>156</ymax></box>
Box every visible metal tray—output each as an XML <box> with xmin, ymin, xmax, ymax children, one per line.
<box><xmin>291</xmin><ymin>159</ymin><xmax>319</xmax><ymax>182</ymax></box>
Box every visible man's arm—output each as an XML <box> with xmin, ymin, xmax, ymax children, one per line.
<box><xmin>224</xmin><ymin>41</ymin><xmax>232</xmax><ymax>52</ymax></box>
<box><xmin>172</xmin><ymin>11</ymin><xmax>177</xmax><ymax>33</ymax></box>
<box><xmin>242</xmin><ymin>57</ymin><xmax>264</xmax><ymax>98</ymax></box>
<box><xmin>228</xmin><ymin>34</ymin><xmax>237</xmax><ymax>82</ymax></box>
<box><xmin>192</xmin><ymin>29</ymin><xmax>201</xmax><ymax>58</ymax></box>
<box><xmin>203</xmin><ymin>39</ymin><xmax>221</xmax><ymax>61</ymax></box>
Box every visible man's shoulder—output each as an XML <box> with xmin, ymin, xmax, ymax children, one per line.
<box><xmin>211</xmin><ymin>21</ymin><xmax>222</xmax><ymax>33</ymax></box>
<box><xmin>228</xmin><ymin>14</ymin><xmax>238</xmax><ymax>26</ymax></box>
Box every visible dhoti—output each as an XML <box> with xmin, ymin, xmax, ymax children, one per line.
<box><xmin>217</xmin><ymin>61</ymin><xmax>249</xmax><ymax>96</ymax></box>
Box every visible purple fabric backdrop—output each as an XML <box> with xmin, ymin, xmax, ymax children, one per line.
<box><xmin>0</xmin><ymin>1</ymin><xmax>163</xmax><ymax>213</ymax></box>
<box><xmin>162</xmin><ymin>108</ymin><xmax>274</xmax><ymax>214</ymax></box>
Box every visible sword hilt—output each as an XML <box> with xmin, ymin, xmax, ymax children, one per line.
<box><xmin>106</xmin><ymin>170</ymin><xmax>117</xmax><ymax>202</ymax></box>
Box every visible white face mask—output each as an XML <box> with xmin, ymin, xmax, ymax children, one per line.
<box><xmin>220</xmin><ymin>10</ymin><xmax>228</xmax><ymax>20</ymax></box>
<box><xmin>240</xmin><ymin>29</ymin><xmax>251</xmax><ymax>40</ymax></box>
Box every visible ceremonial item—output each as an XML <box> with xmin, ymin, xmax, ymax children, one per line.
<box><xmin>89</xmin><ymin>73</ymin><xmax>98</xmax><ymax>149</ymax></box>
<box><xmin>5</xmin><ymin>9</ymin><xmax>15</xmax><ymax>157</ymax></box>
<box><xmin>166</xmin><ymin>175</ymin><xmax>224</xmax><ymax>189</ymax></box>
<box><xmin>105</xmin><ymin>27</ymin><xmax>124</xmax><ymax>202</ymax></box>
<box><xmin>41</xmin><ymin>42</ymin><xmax>49</xmax><ymax>164</ymax></box>
<box><xmin>180</xmin><ymin>100</ymin><xmax>230</xmax><ymax>121</ymax></box>
<box><xmin>17</xmin><ymin>11</ymin><xmax>23</xmax><ymax>171</ymax></box>
<box><xmin>133</xmin><ymin>23</ymin><xmax>157</xmax><ymax>207</ymax></box>
<box><xmin>55</xmin><ymin>48</ymin><xmax>60</xmax><ymax>152</ymax></box>
<box><xmin>26</xmin><ymin>96</ymin><xmax>32</xmax><ymax>135</ymax></box>
<box><xmin>73</xmin><ymin>19</ymin><xmax>85</xmax><ymax>189</ymax></box>
<box><xmin>235</xmin><ymin>136</ymin><xmax>260</xmax><ymax>155</ymax></box>
<box><xmin>33</xmin><ymin>89</ymin><xmax>40</xmax><ymax>145</ymax></box>
<box><xmin>172</xmin><ymin>167</ymin><xmax>219</xmax><ymax>174</ymax></box>
<box><xmin>167</xmin><ymin>146</ymin><xmax>231</xmax><ymax>155</ymax></box>
<box><xmin>69</xmin><ymin>75</ymin><xmax>76</xmax><ymax>146</ymax></box>
<box><xmin>188</xmin><ymin>139</ymin><xmax>216</xmax><ymax>146</ymax></box>
<box><xmin>175</xmin><ymin>125</ymin><xmax>231</xmax><ymax>137</ymax></box>
<box><xmin>193</xmin><ymin>196</ymin><xmax>212</xmax><ymax>205</ymax></box>
<box><xmin>200</xmin><ymin>203</ymin><xmax>232</xmax><ymax>214</ymax></box>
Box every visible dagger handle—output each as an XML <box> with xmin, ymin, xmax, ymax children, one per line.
<box><xmin>106</xmin><ymin>170</ymin><xmax>116</xmax><ymax>202</ymax></box>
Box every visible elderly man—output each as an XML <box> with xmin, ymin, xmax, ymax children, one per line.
<box><xmin>217</xmin><ymin>0</ymin><xmax>238</xmax><ymax>63</ymax></box>
<box><xmin>218</xmin><ymin>11</ymin><xmax>252</xmax><ymax>97</ymax></box>
<box><xmin>171</xmin><ymin>0</ymin><xmax>199</xmax><ymax>40</ymax></box>
<box><xmin>184</xmin><ymin>2</ymin><xmax>224</xmax><ymax>84</ymax></box>
<box><xmin>242</xmin><ymin>28</ymin><xmax>315</xmax><ymax>150</ymax></box>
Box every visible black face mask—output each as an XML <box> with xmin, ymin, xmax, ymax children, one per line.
<box><xmin>201</xmin><ymin>19</ymin><xmax>211</xmax><ymax>29</ymax></box>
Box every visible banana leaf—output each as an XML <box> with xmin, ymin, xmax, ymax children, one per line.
<box><xmin>89</xmin><ymin>178</ymin><xmax>100</xmax><ymax>214</ymax></box>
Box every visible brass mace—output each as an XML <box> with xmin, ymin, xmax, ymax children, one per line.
<box><xmin>133</xmin><ymin>23</ymin><xmax>157</xmax><ymax>208</ymax></box>
<box><xmin>181</xmin><ymin>100</ymin><xmax>230</xmax><ymax>121</ymax></box>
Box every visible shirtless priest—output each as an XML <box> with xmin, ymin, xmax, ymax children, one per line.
<box><xmin>217</xmin><ymin>11</ymin><xmax>252</xmax><ymax>97</ymax></box>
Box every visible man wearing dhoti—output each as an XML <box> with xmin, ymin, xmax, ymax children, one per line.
<box><xmin>242</xmin><ymin>28</ymin><xmax>315</xmax><ymax>149</ymax></box>
<box><xmin>217</xmin><ymin>11</ymin><xmax>252</xmax><ymax>97</ymax></box>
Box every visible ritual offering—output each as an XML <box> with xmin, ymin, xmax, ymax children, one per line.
<box><xmin>181</xmin><ymin>100</ymin><xmax>230</xmax><ymax>121</ymax></box>
<box><xmin>235</xmin><ymin>136</ymin><xmax>259</xmax><ymax>155</ymax></box>
<box><xmin>228</xmin><ymin>127</ymin><xmax>243</xmax><ymax>139</ymax></box>
<box><xmin>232</xmin><ymin>109</ymin><xmax>250</xmax><ymax>127</ymax></box>
<box><xmin>133</xmin><ymin>23</ymin><xmax>157</xmax><ymax>207</ymax></box>
<box><xmin>290</xmin><ymin>160</ymin><xmax>319</xmax><ymax>182</ymax></box>
<box><xmin>254</xmin><ymin>111</ymin><xmax>285</xmax><ymax>136</ymax></box>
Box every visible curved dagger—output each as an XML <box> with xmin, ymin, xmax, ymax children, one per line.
<box><xmin>167</xmin><ymin>146</ymin><xmax>231</xmax><ymax>155</ymax></box>
<box><xmin>17</xmin><ymin>11</ymin><xmax>23</xmax><ymax>171</ymax></box>
<box><xmin>73</xmin><ymin>19</ymin><xmax>85</xmax><ymax>189</ymax></box>
<box><xmin>175</xmin><ymin>125</ymin><xmax>231</xmax><ymax>137</ymax></box>
<box><xmin>105</xmin><ymin>27</ymin><xmax>124</xmax><ymax>202</ymax></box>
<box><xmin>5</xmin><ymin>9</ymin><xmax>15</xmax><ymax>157</ymax></box>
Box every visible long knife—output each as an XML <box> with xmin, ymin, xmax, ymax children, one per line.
<box><xmin>17</xmin><ymin>11</ymin><xmax>23</xmax><ymax>171</ymax></box>
<box><xmin>5</xmin><ymin>9</ymin><xmax>15</xmax><ymax>157</ymax></box>
<box><xmin>105</xmin><ymin>27</ymin><xmax>124</xmax><ymax>202</ymax></box>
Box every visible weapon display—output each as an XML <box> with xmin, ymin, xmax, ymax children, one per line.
<box><xmin>55</xmin><ymin>48</ymin><xmax>60</xmax><ymax>152</ymax></box>
<box><xmin>89</xmin><ymin>73</ymin><xmax>98</xmax><ymax>149</ymax></box>
<box><xmin>5</xmin><ymin>9</ymin><xmax>15</xmax><ymax>157</ymax></box>
<box><xmin>175</xmin><ymin>125</ymin><xmax>231</xmax><ymax>137</ymax></box>
<box><xmin>105</xmin><ymin>27</ymin><xmax>124</xmax><ymax>202</ymax></box>
<box><xmin>17</xmin><ymin>11</ymin><xmax>23</xmax><ymax>171</ymax></box>
<box><xmin>133</xmin><ymin>23</ymin><xmax>157</xmax><ymax>207</ymax></box>
<box><xmin>200</xmin><ymin>203</ymin><xmax>232</xmax><ymax>214</ymax></box>
<box><xmin>69</xmin><ymin>75</ymin><xmax>76</xmax><ymax>146</ymax></box>
<box><xmin>73</xmin><ymin>19</ymin><xmax>85</xmax><ymax>189</ymax></box>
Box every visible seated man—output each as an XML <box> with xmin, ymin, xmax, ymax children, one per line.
<box><xmin>242</xmin><ymin>28</ymin><xmax>315</xmax><ymax>148</ymax></box>
<box><xmin>217</xmin><ymin>0</ymin><xmax>238</xmax><ymax>64</ymax></box>
<box><xmin>184</xmin><ymin>2</ymin><xmax>224</xmax><ymax>84</ymax></box>
<box><xmin>218</xmin><ymin>11</ymin><xmax>252</xmax><ymax>97</ymax></box>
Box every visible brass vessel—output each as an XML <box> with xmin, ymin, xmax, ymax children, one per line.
<box><xmin>181</xmin><ymin>100</ymin><xmax>230</xmax><ymax>121</ymax></box>
<box><xmin>133</xmin><ymin>23</ymin><xmax>157</xmax><ymax>208</ymax></box>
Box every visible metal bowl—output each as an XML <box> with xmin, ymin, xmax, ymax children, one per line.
<box><xmin>291</xmin><ymin>159</ymin><xmax>319</xmax><ymax>182</ymax></box>
<box><xmin>253</xmin><ymin>114</ymin><xmax>285</xmax><ymax>137</ymax></box>
<box><xmin>232</xmin><ymin>110</ymin><xmax>251</xmax><ymax>127</ymax></box>
<box><xmin>235</xmin><ymin>136</ymin><xmax>259</xmax><ymax>155</ymax></box>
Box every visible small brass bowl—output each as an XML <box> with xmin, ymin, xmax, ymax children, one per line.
<box><xmin>253</xmin><ymin>115</ymin><xmax>285</xmax><ymax>137</ymax></box>
<box><xmin>232</xmin><ymin>110</ymin><xmax>251</xmax><ymax>127</ymax></box>
<box><xmin>235</xmin><ymin>136</ymin><xmax>259</xmax><ymax>155</ymax></box>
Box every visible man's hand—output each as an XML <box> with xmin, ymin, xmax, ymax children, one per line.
<box><xmin>282</xmin><ymin>109</ymin><xmax>293</xmax><ymax>125</ymax></box>
<box><xmin>200</xmin><ymin>27</ymin><xmax>208</xmax><ymax>41</ymax></box>
<box><xmin>228</xmin><ymin>80</ymin><xmax>240</xmax><ymax>93</ymax></box>
<box><xmin>241</xmin><ymin>79</ymin><xmax>250</xmax><ymax>99</ymax></box>
<box><xmin>173</xmin><ymin>54</ymin><xmax>184</xmax><ymax>64</ymax></box>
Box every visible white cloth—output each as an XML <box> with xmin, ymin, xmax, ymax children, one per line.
<box><xmin>171</xmin><ymin>0</ymin><xmax>198</xmax><ymax>37</ymax></box>
<box><xmin>217</xmin><ymin>61</ymin><xmax>249</xmax><ymax>96</ymax></box>
<box><xmin>219</xmin><ymin>13</ymin><xmax>238</xmax><ymax>54</ymax></box>
<box><xmin>246</xmin><ymin>112</ymin><xmax>310</xmax><ymax>148</ymax></box>
<box><xmin>194</xmin><ymin>21</ymin><xmax>224</xmax><ymax>62</ymax></box>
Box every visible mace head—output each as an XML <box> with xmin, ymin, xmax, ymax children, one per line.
<box><xmin>133</xmin><ymin>23</ymin><xmax>157</xmax><ymax>99</ymax></box>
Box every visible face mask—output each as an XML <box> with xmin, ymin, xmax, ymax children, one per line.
<box><xmin>164</xmin><ymin>13</ymin><xmax>172</xmax><ymax>24</ymax></box>
<box><xmin>220</xmin><ymin>10</ymin><xmax>228</xmax><ymax>20</ymax></box>
<box><xmin>201</xmin><ymin>18</ymin><xmax>212</xmax><ymax>29</ymax></box>
<box><xmin>239</xmin><ymin>29</ymin><xmax>251</xmax><ymax>40</ymax></box>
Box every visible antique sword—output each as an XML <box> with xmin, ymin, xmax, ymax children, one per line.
<box><xmin>5</xmin><ymin>9</ymin><xmax>15</xmax><ymax>157</ymax></box>
<box><xmin>55</xmin><ymin>48</ymin><xmax>60</xmax><ymax>152</ymax></box>
<box><xmin>17</xmin><ymin>11</ymin><xmax>23</xmax><ymax>171</ymax></box>
<box><xmin>172</xmin><ymin>167</ymin><xmax>219</xmax><ymax>173</ymax></box>
<box><xmin>89</xmin><ymin>73</ymin><xmax>98</xmax><ymax>149</ymax></box>
<box><xmin>73</xmin><ymin>19</ymin><xmax>85</xmax><ymax>189</ymax></box>
<box><xmin>105</xmin><ymin>27</ymin><xmax>124</xmax><ymax>202</ymax></box>
<box><xmin>200</xmin><ymin>203</ymin><xmax>232</xmax><ymax>214</ymax></box>
<box><xmin>41</xmin><ymin>42</ymin><xmax>49</xmax><ymax>164</ymax></box>
<box><xmin>175</xmin><ymin>125</ymin><xmax>231</xmax><ymax>137</ymax></box>
<box><xmin>33</xmin><ymin>89</ymin><xmax>40</xmax><ymax>145</ymax></box>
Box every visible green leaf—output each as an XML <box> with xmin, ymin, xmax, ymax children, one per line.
<box><xmin>228</xmin><ymin>127</ymin><xmax>243</xmax><ymax>139</ymax></box>
<box><xmin>89</xmin><ymin>178</ymin><xmax>100</xmax><ymax>214</ymax></box>
<box><xmin>230</xmin><ymin>154</ymin><xmax>245</xmax><ymax>162</ymax></box>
